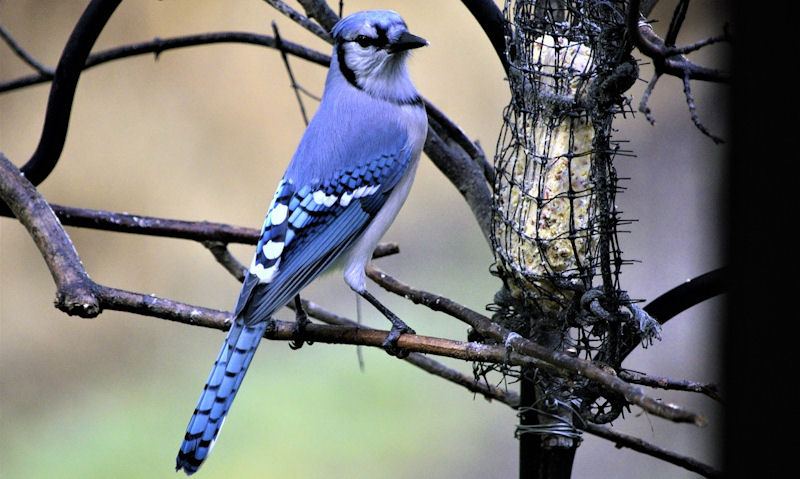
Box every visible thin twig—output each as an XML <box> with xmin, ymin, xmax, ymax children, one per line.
<box><xmin>0</xmin><ymin>21</ymin><xmax>54</xmax><ymax>75</ymax></box>
<box><xmin>584</xmin><ymin>423</ymin><xmax>722</xmax><ymax>478</ymax></box>
<box><xmin>262</xmin><ymin>0</ymin><xmax>332</xmax><ymax>42</ymax></box>
<box><xmin>0</xmin><ymin>32</ymin><xmax>329</xmax><ymax>94</ymax></box>
<box><xmin>638</xmin><ymin>71</ymin><xmax>661</xmax><ymax>124</ymax></box>
<box><xmin>618</xmin><ymin>370</ymin><xmax>722</xmax><ymax>402</ymax></box>
<box><xmin>682</xmin><ymin>72</ymin><xmax>723</xmax><ymax>144</ymax></box>
<box><xmin>296</xmin><ymin>0</ymin><xmax>340</xmax><ymax>33</ymax></box>
<box><xmin>272</xmin><ymin>21</ymin><xmax>312</xmax><ymax>125</ymax></box>
<box><xmin>203</xmin><ymin>241</ymin><xmax>248</xmax><ymax>282</ymax></box>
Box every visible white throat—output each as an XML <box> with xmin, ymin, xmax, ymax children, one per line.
<box><xmin>336</xmin><ymin>44</ymin><xmax>421</xmax><ymax>105</ymax></box>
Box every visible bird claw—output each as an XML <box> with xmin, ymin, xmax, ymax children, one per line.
<box><xmin>381</xmin><ymin>322</ymin><xmax>415</xmax><ymax>358</ymax></box>
<box><xmin>289</xmin><ymin>318</ymin><xmax>314</xmax><ymax>350</ymax></box>
<box><xmin>290</xmin><ymin>297</ymin><xmax>313</xmax><ymax>350</ymax></box>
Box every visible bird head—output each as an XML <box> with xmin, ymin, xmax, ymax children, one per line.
<box><xmin>331</xmin><ymin>10</ymin><xmax>427</xmax><ymax>102</ymax></box>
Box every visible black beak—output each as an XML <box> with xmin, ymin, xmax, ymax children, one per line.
<box><xmin>388</xmin><ymin>31</ymin><xmax>428</xmax><ymax>53</ymax></box>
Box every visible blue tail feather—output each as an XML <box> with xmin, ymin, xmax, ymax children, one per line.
<box><xmin>176</xmin><ymin>319</ymin><xmax>268</xmax><ymax>474</ymax></box>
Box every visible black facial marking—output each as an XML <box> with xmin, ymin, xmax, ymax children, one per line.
<box><xmin>375</xmin><ymin>26</ymin><xmax>389</xmax><ymax>48</ymax></box>
<box><xmin>337</xmin><ymin>42</ymin><xmax>359</xmax><ymax>88</ymax></box>
<box><xmin>353</xmin><ymin>26</ymin><xmax>389</xmax><ymax>49</ymax></box>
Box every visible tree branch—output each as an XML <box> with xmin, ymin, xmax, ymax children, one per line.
<box><xmin>618</xmin><ymin>370</ymin><xmax>722</xmax><ymax>402</ymax></box>
<box><xmin>1</xmin><ymin>149</ymin><xmax>518</xmax><ymax>405</ymax></box>
<box><xmin>0</xmin><ymin>153</ymin><xmax>101</xmax><ymax>317</ymax></box>
<box><xmin>262</xmin><ymin>0</ymin><xmax>332</xmax><ymax>42</ymax></box>
<box><xmin>423</xmin><ymin>127</ymin><xmax>494</xmax><ymax>245</ymax></box>
<box><xmin>459</xmin><ymin>0</ymin><xmax>509</xmax><ymax>74</ymax></box>
<box><xmin>295</xmin><ymin>0</ymin><xmax>340</xmax><ymax>32</ymax></box>
<box><xmin>20</xmin><ymin>0</ymin><xmax>122</xmax><ymax>188</ymax></box>
<box><xmin>365</xmin><ymin>264</ymin><xmax>706</xmax><ymax>426</ymax></box>
<box><xmin>584</xmin><ymin>423</ymin><xmax>722</xmax><ymax>478</ymax></box>
<box><xmin>0</xmin><ymin>20</ymin><xmax>54</xmax><ymax>75</ymax></box>
<box><xmin>0</xmin><ymin>31</ymin><xmax>330</xmax><ymax>94</ymax></box>
<box><xmin>290</xmin><ymin>297</ymin><xmax>521</xmax><ymax>407</ymax></box>
<box><xmin>627</xmin><ymin>0</ymin><xmax>730</xmax><ymax>83</ymax></box>
<box><xmin>1</xmin><ymin>29</ymin><xmax>496</xmax><ymax>243</ymax></box>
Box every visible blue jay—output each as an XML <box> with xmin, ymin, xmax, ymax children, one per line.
<box><xmin>176</xmin><ymin>10</ymin><xmax>428</xmax><ymax>474</ymax></box>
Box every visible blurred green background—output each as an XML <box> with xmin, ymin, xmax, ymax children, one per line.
<box><xmin>1</xmin><ymin>1</ymin><xmax>728</xmax><ymax>478</ymax></box>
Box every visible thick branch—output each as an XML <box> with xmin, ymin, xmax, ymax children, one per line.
<box><xmin>424</xmin><ymin>126</ymin><xmax>494</xmax><ymax>245</ymax></box>
<box><xmin>460</xmin><ymin>0</ymin><xmax>509</xmax><ymax>74</ymax></box>
<box><xmin>0</xmin><ymin>153</ymin><xmax>100</xmax><ymax>317</ymax></box>
<box><xmin>595</xmin><ymin>268</ymin><xmax>728</xmax><ymax>366</ymax></box>
<box><xmin>21</xmin><ymin>0</ymin><xmax>122</xmax><ymax>187</ymax></box>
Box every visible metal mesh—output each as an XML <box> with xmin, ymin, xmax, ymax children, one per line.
<box><xmin>491</xmin><ymin>0</ymin><xmax>651</xmax><ymax>425</ymax></box>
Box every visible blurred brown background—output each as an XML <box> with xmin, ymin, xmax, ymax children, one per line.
<box><xmin>1</xmin><ymin>1</ymin><xmax>728</xmax><ymax>478</ymax></box>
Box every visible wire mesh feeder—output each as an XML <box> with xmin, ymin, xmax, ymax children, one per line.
<box><xmin>490</xmin><ymin>0</ymin><xmax>659</xmax><ymax>427</ymax></box>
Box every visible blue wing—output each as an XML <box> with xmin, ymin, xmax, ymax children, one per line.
<box><xmin>235</xmin><ymin>148</ymin><xmax>413</xmax><ymax>325</ymax></box>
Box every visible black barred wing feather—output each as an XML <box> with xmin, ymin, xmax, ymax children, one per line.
<box><xmin>234</xmin><ymin>152</ymin><xmax>411</xmax><ymax>325</ymax></box>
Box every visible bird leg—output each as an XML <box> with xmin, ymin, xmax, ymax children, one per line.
<box><xmin>358</xmin><ymin>289</ymin><xmax>415</xmax><ymax>357</ymax></box>
<box><xmin>289</xmin><ymin>295</ymin><xmax>313</xmax><ymax>350</ymax></box>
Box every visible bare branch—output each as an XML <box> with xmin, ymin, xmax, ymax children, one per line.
<box><xmin>424</xmin><ymin>99</ymin><xmax>495</xmax><ymax>184</ymax></box>
<box><xmin>19</xmin><ymin>0</ymin><xmax>122</xmax><ymax>189</ymax></box>
<box><xmin>272</xmin><ymin>21</ymin><xmax>313</xmax><ymax>125</ymax></box>
<box><xmin>618</xmin><ymin>370</ymin><xmax>722</xmax><ymax>402</ymax></box>
<box><xmin>682</xmin><ymin>72</ymin><xmax>723</xmax><ymax>144</ymax></box>
<box><xmin>459</xmin><ymin>0</ymin><xmax>509</xmax><ymax>74</ymax></box>
<box><xmin>0</xmin><ymin>31</ymin><xmax>330</xmax><ymax>94</ymax></box>
<box><xmin>0</xmin><ymin>151</ymin><xmax>521</xmax><ymax>377</ymax></box>
<box><xmin>291</xmin><ymin>298</ymin><xmax>521</xmax><ymax>406</ymax></box>
<box><xmin>262</xmin><ymin>0</ymin><xmax>332</xmax><ymax>42</ymax></box>
<box><xmin>365</xmin><ymin>264</ymin><xmax>706</xmax><ymax>426</ymax></box>
<box><xmin>584</xmin><ymin>423</ymin><xmax>722</xmax><ymax>478</ymax></box>
<box><xmin>197</xmin><ymin>241</ymin><xmax>519</xmax><ymax>405</ymax></box>
<box><xmin>0</xmin><ymin>153</ymin><xmax>101</xmax><ymax>317</ymax></box>
<box><xmin>203</xmin><ymin>241</ymin><xmax>248</xmax><ymax>282</ymax></box>
<box><xmin>296</xmin><ymin>0</ymin><xmax>340</xmax><ymax>33</ymax></box>
<box><xmin>424</xmin><ymin>127</ymin><xmax>494</xmax><ymax>245</ymax></box>
<box><xmin>0</xmin><ymin>159</ymin><xmax>513</xmax><ymax>406</ymax></box>
<box><xmin>36</xmin><ymin>203</ymin><xmax>260</xmax><ymax>244</ymax></box>
<box><xmin>0</xmin><ymin>20</ymin><xmax>54</xmax><ymax>75</ymax></box>
<box><xmin>627</xmin><ymin>0</ymin><xmax>730</xmax><ymax>83</ymax></box>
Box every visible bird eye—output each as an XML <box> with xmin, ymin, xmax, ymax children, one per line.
<box><xmin>355</xmin><ymin>35</ymin><xmax>374</xmax><ymax>48</ymax></box>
